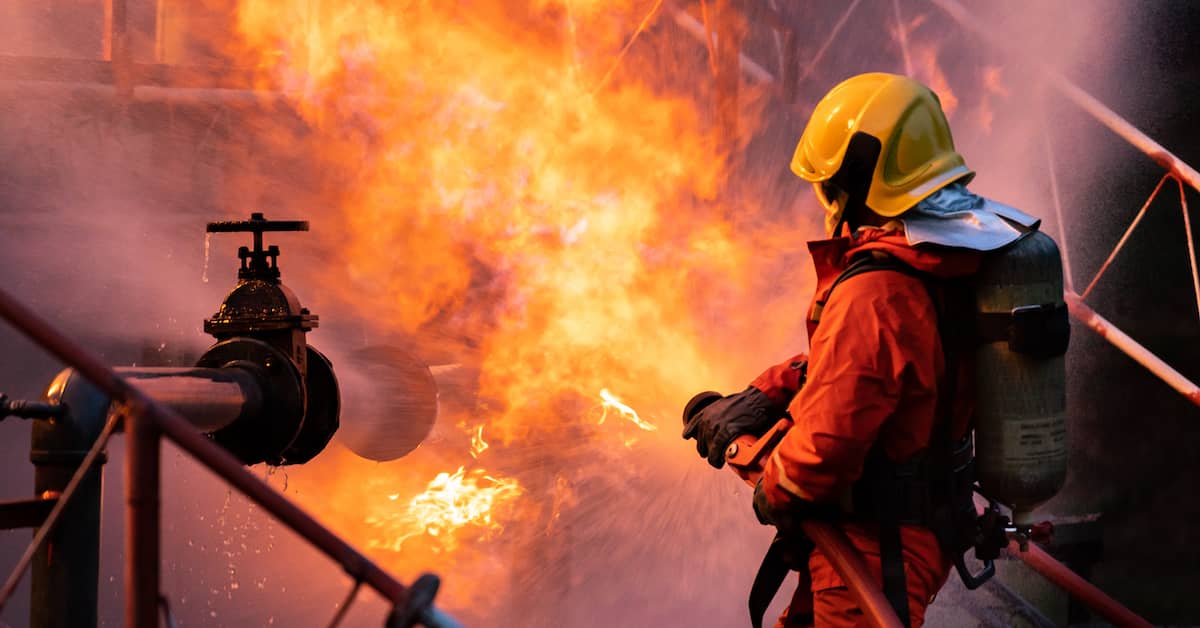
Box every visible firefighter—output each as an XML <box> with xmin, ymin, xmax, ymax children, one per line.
<box><xmin>683</xmin><ymin>72</ymin><xmax>1048</xmax><ymax>627</ymax></box>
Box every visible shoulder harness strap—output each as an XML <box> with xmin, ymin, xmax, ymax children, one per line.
<box><xmin>811</xmin><ymin>252</ymin><xmax>927</xmax><ymax>326</ymax></box>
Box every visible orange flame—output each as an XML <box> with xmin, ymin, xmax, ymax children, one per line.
<box><xmin>225</xmin><ymin>0</ymin><xmax>810</xmax><ymax>613</ymax></box>
<box><xmin>366</xmin><ymin>466</ymin><xmax>522</xmax><ymax>553</ymax></box>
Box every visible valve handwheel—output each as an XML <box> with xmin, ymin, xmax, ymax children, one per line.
<box><xmin>206</xmin><ymin>212</ymin><xmax>309</xmax><ymax>234</ymax></box>
<box><xmin>206</xmin><ymin>213</ymin><xmax>309</xmax><ymax>282</ymax></box>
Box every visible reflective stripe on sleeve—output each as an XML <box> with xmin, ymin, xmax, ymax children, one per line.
<box><xmin>769</xmin><ymin>448</ymin><xmax>815</xmax><ymax>501</ymax></box>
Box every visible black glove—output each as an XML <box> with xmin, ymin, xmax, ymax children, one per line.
<box><xmin>753</xmin><ymin>478</ymin><xmax>838</xmax><ymax>533</ymax></box>
<box><xmin>681</xmin><ymin>386</ymin><xmax>780</xmax><ymax>469</ymax></box>
<box><xmin>753</xmin><ymin>477</ymin><xmax>792</xmax><ymax>529</ymax></box>
<box><xmin>753</xmin><ymin>480</ymin><xmax>815</xmax><ymax>576</ymax></box>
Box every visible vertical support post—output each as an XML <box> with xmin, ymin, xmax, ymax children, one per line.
<box><xmin>30</xmin><ymin>369</ymin><xmax>112</xmax><ymax>628</ymax></box>
<box><xmin>154</xmin><ymin>0</ymin><xmax>167</xmax><ymax>64</ymax></box>
<box><xmin>105</xmin><ymin>0</ymin><xmax>133</xmax><ymax>98</ymax></box>
<box><xmin>29</xmin><ymin>461</ymin><xmax>102</xmax><ymax>628</ymax></box>
<box><xmin>125</xmin><ymin>406</ymin><xmax>161</xmax><ymax>628</ymax></box>
<box><xmin>714</xmin><ymin>0</ymin><xmax>745</xmax><ymax>155</ymax></box>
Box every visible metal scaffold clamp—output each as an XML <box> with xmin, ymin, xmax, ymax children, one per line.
<box><xmin>386</xmin><ymin>574</ymin><xmax>461</xmax><ymax>628</ymax></box>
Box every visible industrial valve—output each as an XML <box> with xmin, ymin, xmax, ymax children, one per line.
<box><xmin>198</xmin><ymin>212</ymin><xmax>339</xmax><ymax>465</ymax></box>
<box><xmin>3</xmin><ymin>213</ymin><xmax>432</xmax><ymax>628</ymax></box>
<box><xmin>29</xmin><ymin>212</ymin><xmax>341</xmax><ymax>471</ymax></box>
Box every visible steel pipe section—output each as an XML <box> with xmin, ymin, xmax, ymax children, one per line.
<box><xmin>117</xmin><ymin>367</ymin><xmax>262</xmax><ymax>433</ymax></box>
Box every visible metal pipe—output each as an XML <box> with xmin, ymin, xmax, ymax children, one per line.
<box><xmin>1175</xmin><ymin>177</ymin><xmax>1200</xmax><ymax>320</ymax></box>
<box><xmin>891</xmin><ymin>0</ymin><xmax>913</xmax><ymax>76</ymax></box>
<box><xmin>670</xmin><ymin>6</ymin><xmax>775</xmax><ymax>83</ymax></box>
<box><xmin>0</xmin><ymin>78</ymin><xmax>281</xmax><ymax>107</ymax></box>
<box><xmin>1065</xmin><ymin>291</ymin><xmax>1200</xmax><ymax>407</ymax></box>
<box><xmin>326</xmin><ymin>580</ymin><xmax>363</xmax><ymax>628</ymax></box>
<box><xmin>0</xmin><ymin>497</ymin><xmax>57</xmax><ymax>530</ymax></box>
<box><xmin>591</xmin><ymin>0</ymin><xmax>666</xmax><ymax>93</ymax></box>
<box><xmin>1039</xmin><ymin>104</ymin><xmax>1076</xmax><ymax>292</ymax></box>
<box><xmin>0</xmin><ymin>56</ymin><xmax>271</xmax><ymax>96</ymax></box>
<box><xmin>1010</xmin><ymin>541</ymin><xmax>1152</xmax><ymax>628</ymax></box>
<box><xmin>0</xmin><ymin>286</ymin><xmax>458</xmax><ymax>627</ymax></box>
<box><xmin>0</xmin><ymin>413</ymin><xmax>119</xmax><ymax>616</ymax></box>
<box><xmin>798</xmin><ymin>0</ymin><xmax>863</xmax><ymax>82</ymax></box>
<box><xmin>930</xmin><ymin>0</ymin><xmax>1200</xmax><ymax>192</ymax></box>
<box><xmin>117</xmin><ymin>367</ymin><xmax>262</xmax><ymax>433</ymax></box>
<box><xmin>125</xmin><ymin>404</ymin><xmax>161</xmax><ymax>628</ymax></box>
<box><xmin>1080</xmin><ymin>174</ymin><xmax>1171</xmax><ymax>301</ymax></box>
<box><xmin>26</xmin><ymin>369</ymin><xmax>115</xmax><ymax>628</ymax></box>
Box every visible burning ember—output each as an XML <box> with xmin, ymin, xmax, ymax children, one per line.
<box><xmin>469</xmin><ymin>425</ymin><xmax>489</xmax><ymax>459</ymax></box>
<box><xmin>367</xmin><ymin>466</ymin><xmax>523</xmax><ymax>554</ymax></box>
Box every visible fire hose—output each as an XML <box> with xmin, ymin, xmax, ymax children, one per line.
<box><xmin>683</xmin><ymin>397</ymin><xmax>1153</xmax><ymax>628</ymax></box>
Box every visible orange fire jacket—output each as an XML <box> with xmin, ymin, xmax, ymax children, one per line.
<box><xmin>749</xmin><ymin>228</ymin><xmax>982</xmax><ymax>627</ymax></box>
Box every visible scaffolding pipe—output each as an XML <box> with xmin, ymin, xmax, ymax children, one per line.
<box><xmin>1010</xmin><ymin>541</ymin><xmax>1153</xmax><ymax>628</ymax></box>
<box><xmin>125</xmin><ymin>404</ymin><xmax>160</xmax><ymax>628</ymax></box>
<box><xmin>1065</xmin><ymin>291</ymin><xmax>1200</xmax><ymax>407</ymax></box>
<box><xmin>0</xmin><ymin>415</ymin><xmax>118</xmax><ymax>615</ymax></box>
<box><xmin>0</xmin><ymin>79</ymin><xmax>284</xmax><ymax>107</ymax></box>
<box><xmin>0</xmin><ymin>287</ymin><xmax>460</xmax><ymax>628</ymax></box>
<box><xmin>931</xmin><ymin>0</ymin><xmax>1200</xmax><ymax>193</ymax></box>
<box><xmin>670</xmin><ymin>6</ymin><xmax>775</xmax><ymax>83</ymax></box>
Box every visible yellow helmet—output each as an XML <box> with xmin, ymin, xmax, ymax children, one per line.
<box><xmin>791</xmin><ymin>73</ymin><xmax>974</xmax><ymax>235</ymax></box>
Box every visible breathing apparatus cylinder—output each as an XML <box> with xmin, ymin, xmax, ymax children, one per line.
<box><xmin>971</xmin><ymin>230</ymin><xmax>1069</xmax><ymax>524</ymax></box>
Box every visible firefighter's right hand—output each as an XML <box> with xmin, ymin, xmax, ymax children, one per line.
<box><xmin>681</xmin><ymin>386</ymin><xmax>780</xmax><ymax>469</ymax></box>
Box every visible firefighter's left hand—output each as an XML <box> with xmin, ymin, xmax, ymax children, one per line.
<box><xmin>753</xmin><ymin>479</ymin><xmax>836</xmax><ymax>535</ymax></box>
<box><xmin>753</xmin><ymin>478</ymin><xmax>789</xmax><ymax>528</ymax></box>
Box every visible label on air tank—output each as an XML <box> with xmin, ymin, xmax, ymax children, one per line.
<box><xmin>1000</xmin><ymin>415</ymin><xmax>1067</xmax><ymax>467</ymax></box>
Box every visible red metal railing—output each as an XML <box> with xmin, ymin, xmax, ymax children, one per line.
<box><xmin>0</xmin><ymin>286</ymin><xmax>458</xmax><ymax>627</ymax></box>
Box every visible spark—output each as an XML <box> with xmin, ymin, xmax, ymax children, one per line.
<box><xmin>470</xmin><ymin>425</ymin><xmax>489</xmax><ymax>458</ymax></box>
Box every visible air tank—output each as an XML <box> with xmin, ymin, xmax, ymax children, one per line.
<box><xmin>972</xmin><ymin>230</ymin><xmax>1069</xmax><ymax>524</ymax></box>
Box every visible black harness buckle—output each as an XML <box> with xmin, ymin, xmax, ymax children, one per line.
<box><xmin>1009</xmin><ymin>303</ymin><xmax>1070</xmax><ymax>357</ymax></box>
<box><xmin>977</xmin><ymin>302</ymin><xmax>1070</xmax><ymax>358</ymax></box>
